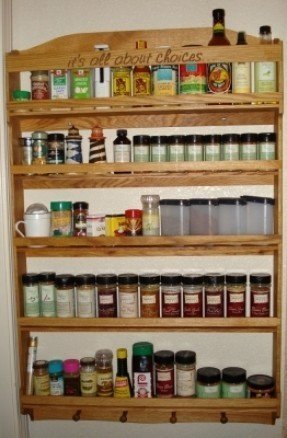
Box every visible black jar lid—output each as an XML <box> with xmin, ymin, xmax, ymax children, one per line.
<box><xmin>133</xmin><ymin>135</ymin><xmax>150</xmax><ymax>145</ymax></box>
<box><xmin>55</xmin><ymin>274</ymin><xmax>74</xmax><ymax>287</ymax></box>
<box><xmin>150</xmin><ymin>135</ymin><xmax>169</xmax><ymax>144</ymax></box>
<box><xmin>73</xmin><ymin>201</ymin><xmax>89</xmax><ymax>210</ymax></box>
<box><xmin>185</xmin><ymin>134</ymin><xmax>204</xmax><ymax>144</ymax></box>
<box><xmin>204</xmin><ymin>273</ymin><xmax>225</xmax><ymax>286</ymax></box>
<box><xmin>189</xmin><ymin>198</ymin><xmax>218</xmax><ymax>206</ymax></box>
<box><xmin>259</xmin><ymin>26</ymin><xmax>272</xmax><ymax>36</ymax></box>
<box><xmin>197</xmin><ymin>367</ymin><xmax>221</xmax><ymax>384</ymax></box>
<box><xmin>75</xmin><ymin>274</ymin><xmax>96</xmax><ymax>286</ymax></box>
<box><xmin>182</xmin><ymin>273</ymin><xmax>204</xmax><ymax>286</ymax></box>
<box><xmin>38</xmin><ymin>271</ymin><xmax>56</xmax><ymax>282</ymax></box>
<box><xmin>161</xmin><ymin>273</ymin><xmax>182</xmax><ymax>285</ymax></box>
<box><xmin>240</xmin><ymin>133</ymin><xmax>258</xmax><ymax>142</ymax></box>
<box><xmin>159</xmin><ymin>199</ymin><xmax>190</xmax><ymax>206</ymax></box>
<box><xmin>168</xmin><ymin>135</ymin><xmax>185</xmax><ymax>145</ymax></box>
<box><xmin>80</xmin><ymin>356</ymin><xmax>96</xmax><ymax>367</ymax></box>
<box><xmin>175</xmin><ymin>350</ymin><xmax>196</xmax><ymax>365</ymax></box>
<box><xmin>116</xmin><ymin>129</ymin><xmax>127</xmax><ymax>136</ymax></box>
<box><xmin>218</xmin><ymin>197</ymin><xmax>246</xmax><ymax>206</ymax></box>
<box><xmin>221</xmin><ymin>133</ymin><xmax>240</xmax><ymax>143</ymax></box>
<box><xmin>246</xmin><ymin>374</ymin><xmax>274</xmax><ymax>390</ymax></box>
<box><xmin>250</xmin><ymin>273</ymin><xmax>271</xmax><ymax>284</ymax></box>
<box><xmin>204</xmin><ymin>134</ymin><xmax>221</xmax><ymax>144</ymax></box>
<box><xmin>222</xmin><ymin>367</ymin><xmax>246</xmax><ymax>384</ymax></box>
<box><xmin>22</xmin><ymin>273</ymin><xmax>39</xmax><ymax>284</ymax></box>
<box><xmin>154</xmin><ymin>350</ymin><xmax>174</xmax><ymax>365</ymax></box>
<box><xmin>118</xmin><ymin>273</ymin><xmax>139</xmax><ymax>285</ymax></box>
<box><xmin>33</xmin><ymin>359</ymin><xmax>49</xmax><ymax>370</ymax></box>
<box><xmin>225</xmin><ymin>273</ymin><xmax>247</xmax><ymax>284</ymax></box>
<box><xmin>241</xmin><ymin>195</ymin><xmax>274</xmax><ymax>205</ymax></box>
<box><xmin>96</xmin><ymin>273</ymin><xmax>117</xmax><ymax>285</ymax></box>
<box><xmin>258</xmin><ymin>132</ymin><xmax>276</xmax><ymax>142</ymax></box>
<box><xmin>139</xmin><ymin>273</ymin><xmax>160</xmax><ymax>285</ymax></box>
<box><xmin>47</xmin><ymin>133</ymin><xmax>65</xmax><ymax>141</ymax></box>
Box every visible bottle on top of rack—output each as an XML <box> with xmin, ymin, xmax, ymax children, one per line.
<box><xmin>207</xmin><ymin>8</ymin><xmax>231</xmax><ymax>94</ymax></box>
<box><xmin>254</xmin><ymin>26</ymin><xmax>277</xmax><ymax>93</ymax></box>
<box><xmin>133</xmin><ymin>40</ymin><xmax>151</xmax><ymax>96</ymax></box>
<box><xmin>232</xmin><ymin>31</ymin><xmax>251</xmax><ymax>94</ymax></box>
<box><xmin>114</xmin><ymin>348</ymin><xmax>132</xmax><ymax>398</ymax></box>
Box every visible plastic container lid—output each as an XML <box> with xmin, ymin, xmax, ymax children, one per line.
<box><xmin>80</xmin><ymin>357</ymin><xmax>96</xmax><ymax>367</ymax></box>
<box><xmin>38</xmin><ymin>272</ymin><xmax>56</xmax><ymax>282</ymax></box>
<box><xmin>118</xmin><ymin>273</ymin><xmax>139</xmax><ymax>285</ymax></box>
<box><xmin>116</xmin><ymin>129</ymin><xmax>127</xmax><ymax>136</ymax></box>
<box><xmin>204</xmin><ymin>273</ymin><xmax>225</xmax><ymax>286</ymax></box>
<box><xmin>160</xmin><ymin>199</ymin><xmax>190</xmax><ymax>206</ymax></box>
<box><xmin>182</xmin><ymin>273</ymin><xmax>204</xmax><ymax>286</ymax></box>
<box><xmin>25</xmin><ymin>203</ymin><xmax>49</xmax><ymax>215</ymax></box>
<box><xmin>222</xmin><ymin>367</ymin><xmax>246</xmax><ymax>384</ymax></box>
<box><xmin>197</xmin><ymin>367</ymin><xmax>221</xmax><ymax>384</ymax></box>
<box><xmin>73</xmin><ymin>201</ymin><xmax>89</xmax><ymax>210</ymax></box>
<box><xmin>22</xmin><ymin>273</ymin><xmax>39</xmax><ymax>285</ymax></box>
<box><xmin>48</xmin><ymin>359</ymin><xmax>63</xmax><ymax>374</ymax></box>
<box><xmin>161</xmin><ymin>273</ymin><xmax>182</xmax><ymax>285</ymax></box>
<box><xmin>189</xmin><ymin>198</ymin><xmax>218</xmax><ymax>206</ymax></box>
<box><xmin>50</xmin><ymin>201</ymin><xmax>72</xmax><ymax>211</ymax></box>
<box><xmin>55</xmin><ymin>274</ymin><xmax>74</xmax><ymax>287</ymax></box>
<box><xmin>63</xmin><ymin>359</ymin><xmax>80</xmax><ymax>374</ymax></box>
<box><xmin>225</xmin><ymin>273</ymin><xmax>247</xmax><ymax>284</ymax></box>
<box><xmin>250</xmin><ymin>273</ymin><xmax>271</xmax><ymax>284</ymax></box>
<box><xmin>96</xmin><ymin>273</ymin><xmax>117</xmax><ymax>285</ymax></box>
<box><xmin>133</xmin><ymin>135</ymin><xmax>150</xmax><ymax>145</ymax></box>
<box><xmin>132</xmin><ymin>341</ymin><xmax>153</xmax><ymax>357</ymax></box>
<box><xmin>218</xmin><ymin>197</ymin><xmax>246</xmax><ymax>206</ymax></box>
<box><xmin>31</xmin><ymin>131</ymin><xmax>48</xmax><ymax>140</ymax></box>
<box><xmin>75</xmin><ymin>274</ymin><xmax>96</xmax><ymax>286</ymax></box>
<box><xmin>33</xmin><ymin>360</ymin><xmax>49</xmax><ymax>370</ymax></box>
<box><xmin>139</xmin><ymin>273</ymin><xmax>160</xmax><ymax>285</ymax></box>
<box><xmin>175</xmin><ymin>350</ymin><xmax>196</xmax><ymax>365</ymax></box>
<box><xmin>154</xmin><ymin>350</ymin><xmax>174</xmax><ymax>365</ymax></box>
<box><xmin>259</xmin><ymin>26</ymin><xmax>272</xmax><ymax>36</ymax></box>
<box><xmin>241</xmin><ymin>195</ymin><xmax>274</xmax><ymax>205</ymax></box>
<box><xmin>247</xmin><ymin>374</ymin><xmax>274</xmax><ymax>390</ymax></box>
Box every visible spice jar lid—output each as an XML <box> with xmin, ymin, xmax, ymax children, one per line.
<box><xmin>33</xmin><ymin>360</ymin><xmax>49</xmax><ymax>370</ymax></box>
<box><xmin>139</xmin><ymin>273</ymin><xmax>160</xmax><ymax>285</ymax></box>
<box><xmin>161</xmin><ymin>273</ymin><xmax>182</xmax><ymax>285</ymax></box>
<box><xmin>55</xmin><ymin>274</ymin><xmax>74</xmax><ymax>287</ymax></box>
<box><xmin>150</xmin><ymin>135</ymin><xmax>169</xmax><ymax>144</ymax></box>
<box><xmin>50</xmin><ymin>201</ymin><xmax>72</xmax><ymax>211</ymax></box>
<box><xmin>250</xmin><ymin>273</ymin><xmax>271</xmax><ymax>284</ymax></box>
<box><xmin>204</xmin><ymin>134</ymin><xmax>221</xmax><ymax>144</ymax></box>
<box><xmin>159</xmin><ymin>199</ymin><xmax>190</xmax><ymax>206</ymax></box>
<box><xmin>182</xmin><ymin>273</ymin><xmax>204</xmax><ymax>286</ymax></box>
<box><xmin>222</xmin><ymin>367</ymin><xmax>246</xmax><ymax>384</ymax></box>
<box><xmin>12</xmin><ymin>90</ymin><xmax>31</xmax><ymax>101</ymax></box>
<box><xmin>241</xmin><ymin>195</ymin><xmax>274</xmax><ymax>205</ymax></box>
<box><xmin>154</xmin><ymin>350</ymin><xmax>174</xmax><ymax>365</ymax></box>
<box><xmin>132</xmin><ymin>341</ymin><xmax>153</xmax><ymax>357</ymax></box>
<box><xmin>116</xmin><ymin>129</ymin><xmax>127</xmax><ymax>136</ymax></box>
<box><xmin>22</xmin><ymin>273</ymin><xmax>39</xmax><ymax>284</ymax></box>
<box><xmin>75</xmin><ymin>274</ymin><xmax>96</xmax><ymax>286</ymax></box>
<box><xmin>80</xmin><ymin>356</ymin><xmax>96</xmax><ymax>367</ymax></box>
<box><xmin>185</xmin><ymin>134</ymin><xmax>204</xmax><ymax>144</ymax></box>
<box><xmin>258</xmin><ymin>132</ymin><xmax>276</xmax><ymax>142</ymax></box>
<box><xmin>32</xmin><ymin>131</ymin><xmax>48</xmax><ymax>140</ymax></box>
<box><xmin>118</xmin><ymin>273</ymin><xmax>139</xmax><ymax>285</ymax></box>
<box><xmin>38</xmin><ymin>271</ymin><xmax>56</xmax><ymax>282</ymax></box>
<box><xmin>204</xmin><ymin>273</ymin><xmax>225</xmax><ymax>286</ymax></box>
<box><xmin>125</xmin><ymin>209</ymin><xmax>142</xmax><ymax>218</ymax></box>
<box><xmin>197</xmin><ymin>367</ymin><xmax>221</xmax><ymax>384</ymax></box>
<box><xmin>96</xmin><ymin>273</ymin><xmax>117</xmax><ymax>285</ymax></box>
<box><xmin>48</xmin><ymin>359</ymin><xmax>63</xmax><ymax>374</ymax></box>
<box><xmin>246</xmin><ymin>374</ymin><xmax>274</xmax><ymax>390</ymax></box>
<box><xmin>225</xmin><ymin>273</ymin><xmax>247</xmax><ymax>284</ymax></box>
<box><xmin>63</xmin><ymin>359</ymin><xmax>80</xmax><ymax>374</ymax></box>
<box><xmin>73</xmin><ymin>201</ymin><xmax>89</xmax><ymax>210</ymax></box>
<box><xmin>47</xmin><ymin>133</ymin><xmax>65</xmax><ymax>141</ymax></box>
<box><xmin>175</xmin><ymin>350</ymin><xmax>196</xmax><ymax>365</ymax></box>
<box><xmin>133</xmin><ymin>135</ymin><xmax>150</xmax><ymax>146</ymax></box>
<box><xmin>221</xmin><ymin>133</ymin><xmax>240</xmax><ymax>143</ymax></box>
<box><xmin>240</xmin><ymin>133</ymin><xmax>258</xmax><ymax>142</ymax></box>
<box><xmin>169</xmin><ymin>135</ymin><xmax>185</xmax><ymax>144</ymax></box>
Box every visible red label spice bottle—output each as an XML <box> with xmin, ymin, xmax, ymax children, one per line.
<box><xmin>154</xmin><ymin>350</ymin><xmax>175</xmax><ymax>398</ymax></box>
<box><xmin>250</xmin><ymin>273</ymin><xmax>271</xmax><ymax>317</ymax></box>
<box><xmin>97</xmin><ymin>274</ymin><xmax>118</xmax><ymax>317</ymax></box>
<box><xmin>204</xmin><ymin>273</ymin><xmax>225</xmax><ymax>317</ymax></box>
<box><xmin>182</xmin><ymin>274</ymin><xmax>204</xmax><ymax>317</ymax></box>
<box><xmin>161</xmin><ymin>273</ymin><xmax>182</xmax><ymax>317</ymax></box>
<box><xmin>226</xmin><ymin>273</ymin><xmax>246</xmax><ymax>317</ymax></box>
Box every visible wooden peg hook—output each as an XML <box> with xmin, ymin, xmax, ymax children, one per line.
<box><xmin>170</xmin><ymin>411</ymin><xmax>177</xmax><ymax>424</ymax></box>
<box><xmin>220</xmin><ymin>411</ymin><xmax>228</xmax><ymax>424</ymax></box>
<box><xmin>72</xmin><ymin>409</ymin><xmax>81</xmax><ymax>422</ymax></box>
<box><xmin>119</xmin><ymin>410</ymin><xmax>128</xmax><ymax>423</ymax></box>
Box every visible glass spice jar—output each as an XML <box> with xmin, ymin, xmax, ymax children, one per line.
<box><xmin>150</xmin><ymin>135</ymin><xmax>168</xmax><ymax>162</ymax></box>
<box><xmin>80</xmin><ymin>357</ymin><xmax>97</xmax><ymax>397</ymax></box>
<box><xmin>38</xmin><ymin>271</ymin><xmax>56</xmax><ymax>317</ymax></box>
<box><xmin>22</xmin><ymin>273</ymin><xmax>40</xmax><ymax>317</ymax></box>
<box><xmin>240</xmin><ymin>133</ymin><xmax>258</xmax><ymax>161</ymax></box>
<box><xmin>48</xmin><ymin>359</ymin><xmax>64</xmax><ymax>396</ymax></box>
<box><xmin>33</xmin><ymin>360</ymin><xmax>50</xmax><ymax>395</ymax></box>
<box><xmin>96</xmin><ymin>273</ymin><xmax>117</xmax><ymax>317</ymax></box>
<box><xmin>196</xmin><ymin>367</ymin><xmax>221</xmax><ymax>398</ymax></box>
<box><xmin>154</xmin><ymin>350</ymin><xmax>175</xmax><ymax>398</ymax></box>
<box><xmin>258</xmin><ymin>132</ymin><xmax>276</xmax><ymax>160</ymax></box>
<box><xmin>250</xmin><ymin>273</ymin><xmax>271</xmax><ymax>317</ymax></box>
<box><xmin>185</xmin><ymin>134</ymin><xmax>204</xmax><ymax>162</ymax></box>
<box><xmin>175</xmin><ymin>350</ymin><xmax>196</xmax><ymax>397</ymax></box>
<box><xmin>95</xmin><ymin>349</ymin><xmax>113</xmax><ymax>397</ymax></box>
<box><xmin>32</xmin><ymin>131</ymin><xmax>48</xmax><ymax>165</ymax></box>
<box><xmin>141</xmin><ymin>194</ymin><xmax>160</xmax><ymax>236</ymax></box>
<box><xmin>31</xmin><ymin>70</ymin><xmax>49</xmax><ymax>100</ymax></box>
<box><xmin>226</xmin><ymin>273</ymin><xmax>246</xmax><ymax>317</ymax></box>
<box><xmin>168</xmin><ymin>135</ymin><xmax>185</xmax><ymax>162</ymax></box>
<box><xmin>204</xmin><ymin>134</ymin><xmax>221</xmax><ymax>161</ymax></box>
<box><xmin>55</xmin><ymin>274</ymin><xmax>75</xmax><ymax>318</ymax></box>
<box><xmin>63</xmin><ymin>359</ymin><xmax>81</xmax><ymax>396</ymax></box>
<box><xmin>132</xmin><ymin>341</ymin><xmax>154</xmax><ymax>398</ymax></box>
<box><xmin>133</xmin><ymin>135</ymin><xmax>150</xmax><ymax>162</ymax></box>
<box><xmin>247</xmin><ymin>374</ymin><xmax>275</xmax><ymax>398</ymax></box>
<box><xmin>139</xmin><ymin>273</ymin><xmax>160</xmax><ymax>317</ymax></box>
<box><xmin>19</xmin><ymin>137</ymin><xmax>33</xmax><ymax>165</ymax></box>
<box><xmin>113</xmin><ymin>129</ymin><xmax>131</xmax><ymax>163</ymax></box>
<box><xmin>73</xmin><ymin>202</ymin><xmax>89</xmax><ymax>236</ymax></box>
<box><xmin>221</xmin><ymin>133</ymin><xmax>240</xmax><ymax>161</ymax></box>
<box><xmin>118</xmin><ymin>273</ymin><xmax>139</xmax><ymax>318</ymax></box>
<box><xmin>221</xmin><ymin>367</ymin><xmax>247</xmax><ymax>398</ymax></box>
<box><xmin>204</xmin><ymin>273</ymin><xmax>225</xmax><ymax>317</ymax></box>
<box><xmin>75</xmin><ymin>274</ymin><xmax>96</xmax><ymax>318</ymax></box>
<box><xmin>161</xmin><ymin>273</ymin><xmax>182</xmax><ymax>317</ymax></box>
<box><xmin>182</xmin><ymin>274</ymin><xmax>204</xmax><ymax>317</ymax></box>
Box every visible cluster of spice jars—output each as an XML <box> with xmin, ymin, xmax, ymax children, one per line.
<box><xmin>49</xmin><ymin>201</ymin><xmax>89</xmax><ymax>236</ymax></box>
<box><xmin>22</xmin><ymin>271</ymin><xmax>272</xmax><ymax>319</ymax></box>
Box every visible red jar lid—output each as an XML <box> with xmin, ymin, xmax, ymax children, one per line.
<box><xmin>125</xmin><ymin>209</ymin><xmax>142</xmax><ymax>218</ymax></box>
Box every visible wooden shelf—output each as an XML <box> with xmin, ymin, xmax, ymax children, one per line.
<box><xmin>21</xmin><ymin>395</ymin><xmax>279</xmax><ymax>424</ymax></box>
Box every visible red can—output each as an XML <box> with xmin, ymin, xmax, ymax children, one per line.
<box><xmin>179</xmin><ymin>63</ymin><xmax>207</xmax><ymax>94</ymax></box>
<box><xmin>125</xmin><ymin>209</ymin><xmax>142</xmax><ymax>236</ymax></box>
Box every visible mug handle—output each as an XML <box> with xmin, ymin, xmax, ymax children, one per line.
<box><xmin>15</xmin><ymin>221</ymin><xmax>25</xmax><ymax>238</ymax></box>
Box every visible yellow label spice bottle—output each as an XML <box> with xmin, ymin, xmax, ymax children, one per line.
<box><xmin>114</xmin><ymin>348</ymin><xmax>132</xmax><ymax>398</ymax></box>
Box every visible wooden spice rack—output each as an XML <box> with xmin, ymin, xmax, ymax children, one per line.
<box><xmin>6</xmin><ymin>27</ymin><xmax>283</xmax><ymax>425</ymax></box>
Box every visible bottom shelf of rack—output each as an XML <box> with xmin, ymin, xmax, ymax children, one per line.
<box><xmin>21</xmin><ymin>395</ymin><xmax>280</xmax><ymax>425</ymax></box>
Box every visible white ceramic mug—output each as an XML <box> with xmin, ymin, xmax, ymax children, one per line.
<box><xmin>15</xmin><ymin>213</ymin><xmax>51</xmax><ymax>237</ymax></box>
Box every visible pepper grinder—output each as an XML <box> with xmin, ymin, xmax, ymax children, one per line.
<box><xmin>89</xmin><ymin>125</ymin><xmax>106</xmax><ymax>163</ymax></box>
<box><xmin>65</xmin><ymin>124</ymin><xmax>83</xmax><ymax>164</ymax></box>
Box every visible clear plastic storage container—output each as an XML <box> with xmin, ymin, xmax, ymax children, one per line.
<box><xmin>160</xmin><ymin>199</ymin><xmax>190</xmax><ymax>236</ymax></box>
<box><xmin>217</xmin><ymin>198</ymin><xmax>246</xmax><ymax>235</ymax></box>
<box><xmin>241</xmin><ymin>196</ymin><xmax>274</xmax><ymax>235</ymax></box>
<box><xmin>189</xmin><ymin>199</ymin><xmax>218</xmax><ymax>235</ymax></box>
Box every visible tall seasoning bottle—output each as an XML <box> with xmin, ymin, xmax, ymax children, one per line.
<box><xmin>232</xmin><ymin>31</ymin><xmax>251</xmax><ymax>94</ymax></box>
<box><xmin>254</xmin><ymin>26</ymin><xmax>277</xmax><ymax>93</ymax></box>
<box><xmin>95</xmin><ymin>349</ymin><xmax>114</xmax><ymax>397</ymax></box>
<box><xmin>207</xmin><ymin>9</ymin><xmax>231</xmax><ymax>94</ymax></box>
<box><xmin>114</xmin><ymin>348</ymin><xmax>132</xmax><ymax>398</ymax></box>
<box><xmin>133</xmin><ymin>40</ymin><xmax>151</xmax><ymax>96</ymax></box>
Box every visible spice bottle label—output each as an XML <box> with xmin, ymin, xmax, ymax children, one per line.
<box><xmin>207</xmin><ymin>63</ymin><xmax>231</xmax><ymax>93</ymax></box>
<box><xmin>97</xmin><ymin>371</ymin><xmax>113</xmax><ymax>396</ymax></box>
<box><xmin>40</xmin><ymin>285</ymin><xmax>56</xmax><ymax>317</ymax></box>
<box><xmin>133</xmin><ymin>372</ymin><xmax>152</xmax><ymax>398</ymax></box>
<box><xmin>50</xmin><ymin>376</ymin><xmax>64</xmax><ymax>395</ymax></box>
<box><xmin>251</xmin><ymin>292</ymin><xmax>270</xmax><ymax>317</ymax></box>
<box><xmin>77</xmin><ymin>289</ymin><xmax>95</xmax><ymax>318</ymax></box>
<box><xmin>114</xmin><ymin>376</ymin><xmax>131</xmax><ymax>398</ymax></box>
<box><xmin>119</xmin><ymin>291</ymin><xmax>138</xmax><ymax>317</ymax></box>
<box><xmin>80</xmin><ymin>371</ymin><xmax>97</xmax><ymax>395</ymax></box>
<box><xmin>56</xmin><ymin>288</ymin><xmax>74</xmax><ymax>317</ymax></box>
<box><xmin>177</xmin><ymin>368</ymin><xmax>195</xmax><ymax>397</ymax></box>
<box><xmin>24</xmin><ymin>286</ymin><xmax>40</xmax><ymax>317</ymax></box>
<box><xmin>156</xmin><ymin>369</ymin><xmax>174</xmax><ymax>397</ymax></box>
<box><xmin>133</xmin><ymin>72</ymin><xmax>151</xmax><ymax>96</ymax></box>
<box><xmin>34</xmin><ymin>375</ymin><xmax>50</xmax><ymax>395</ymax></box>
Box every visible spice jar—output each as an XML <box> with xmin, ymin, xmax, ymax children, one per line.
<box><xmin>196</xmin><ymin>367</ymin><xmax>221</xmax><ymax>398</ymax></box>
<box><xmin>240</xmin><ymin>133</ymin><xmax>258</xmax><ymax>160</ymax></box>
<box><xmin>80</xmin><ymin>357</ymin><xmax>97</xmax><ymax>396</ymax></box>
<box><xmin>221</xmin><ymin>133</ymin><xmax>240</xmax><ymax>161</ymax></box>
<box><xmin>141</xmin><ymin>194</ymin><xmax>160</xmax><ymax>236</ymax></box>
<box><xmin>204</xmin><ymin>273</ymin><xmax>225</xmax><ymax>317</ymax></box>
<box><xmin>258</xmin><ymin>132</ymin><xmax>276</xmax><ymax>160</ymax></box>
<box><xmin>31</xmin><ymin>70</ymin><xmax>49</xmax><ymax>100</ymax></box>
<box><xmin>168</xmin><ymin>135</ymin><xmax>185</xmax><ymax>162</ymax></box>
<box><xmin>250</xmin><ymin>273</ymin><xmax>271</xmax><ymax>317</ymax></box>
<box><xmin>75</xmin><ymin>274</ymin><xmax>96</xmax><ymax>318</ymax></box>
<box><xmin>89</xmin><ymin>125</ymin><xmax>106</xmax><ymax>163</ymax></box>
<box><xmin>22</xmin><ymin>273</ymin><xmax>40</xmax><ymax>317</ymax></box>
<box><xmin>73</xmin><ymin>201</ymin><xmax>89</xmax><ymax>236</ymax></box>
<box><xmin>133</xmin><ymin>135</ymin><xmax>150</xmax><ymax>162</ymax></box>
<box><xmin>95</xmin><ymin>349</ymin><xmax>113</xmax><ymax>397</ymax></box>
<box><xmin>97</xmin><ymin>273</ymin><xmax>117</xmax><ymax>317</ymax></box>
<box><xmin>161</xmin><ymin>273</ymin><xmax>182</xmax><ymax>317</ymax></box>
<box><xmin>226</xmin><ymin>273</ymin><xmax>246</xmax><ymax>317</ymax></box>
<box><xmin>132</xmin><ymin>341</ymin><xmax>153</xmax><ymax>398</ymax></box>
<box><xmin>152</xmin><ymin>65</ymin><xmax>178</xmax><ymax>96</ymax></box>
<box><xmin>125</xmin><ymin>209</ymin><xmax>142</xmax><ymax>236</ymax></box>
<box><xmin>32</xmin><ymin>131</ymin><xmax>48</xmax><ymax>165</ymax></box>
<box><xmin>63</xmin><ymin>359</ymin><xmax>80</xmax><ymax>396</ymax></box>
<box><xmin>247</xmin><ymin>374</ymin><xmax>275</xmax><ymax>398</ymax></box>
<box><xmin>33</xmin><ymin>360</ymin><xmax>50</xmax><ymax>395</ymax></box>
<box><xmin>39</xmin><ymin>271</ymin><xmax>56</xmax><ymax>317</ymax></box>
<box><xmin>139</xmin><ymin>273</ymin><xmax>160</xmax><ymax>317</ymax></box>
<box><xmin>65</xmin><ymin>124</ymin><xmax>83</xmax><ymax>164</ymax></box>
<box><xmin>182</xmin><ymin>274</ymin><xmax>204</xmax><ymax>317</ymax></box>
<box><xmin>175</xmin><ymin>350</ymin><xmax>196</xmax><ymax>397</ymax></box>
<box><xmin>118</xmin><ymin>273</ymin><xmax>139</xmax><ymax>318</ymax></box>
<box><xmin>47</xmin><ymin>133</ymin><xmax>65</xmax><ymax>164</ymax></box>
<box><xmin>48</xmin><ymin>359</ymin><xmax>64</xmax><ymax>396</ymax></box>
<box><xmin>154</xmin><ymin>350</ymin><xmax>175</xmax><ymax>398</ymax></box>
<box><xmin>185</xmin><ymin>134</ymin><xmax>204</xmax><ymax>161</ymax></box>
<box><xmin>204</xmin><ymin>134</ymin><xmax>221</xmax><ymax>161</ymax></box>
<box><xmin>50</xmin><ymin>201</ymin><xmax>72</xmax><ymax>236</ymax></box>
<box><xmin>112</xmin><ymin>67</ymin><xmax>132</xmax><ymax>96</ymax></box>
<box><xmin>55</xmin><ymin>274</ymin><xmax>75</xmax><ymax>318</ymax></box>
<box><xmin>113</xmin><ymin>129</ymin><xmax>131</xmax><ymax>163</ymax></box>
<box><xmin>221</xmin><ymin>367</ymin><xmax>247</xmax><ymax>398</ymax></box>
<box><xmin>19</xmin><ymin>137</ymin><xmax>33</xmax><ymax>165</ymax></box>
<box><xmin>150</xmin><ymin>135</ymin><xmax>168</xmax><ymax>162</ymax></box>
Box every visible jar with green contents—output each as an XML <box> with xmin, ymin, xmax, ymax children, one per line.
<box><xmin>51</xmin><ymin>201</ymin><xmax>72</xmax><ymax>236</ymax></box>
<box><xmin>150</xmin><ymin>136</ymin><xmax>168</xmax><ymax>162</ymax></box>
<box><xmin>168</xmin><ymin>135</ymin><xmax>185</xmax><ymax>162</ymax></box>
<box><xmin>196</xmin><ymin>367</ymin><xmax>221</xmax><ymax>398</ymax></box>
<box><xmin>258</xmin><ymin>132</ymin><xmax>276</xmax><ymax>160</ymax></box>
<box><xmin>221</xmin><ymin>133</ymin><xmax>240</xmax><ymax>161</ymax></box>
<box><xmin>185</xmin><ymin>134</ymin><xmax>204</xmax><ymax>161</ymax></box>
<box><xmin>204</xmin><ymin>134</ymin><xmax>221</xmax><ymax>161</ymax></box>
<box><xmin>240</xmin><ymin>133</ymin><xmax>258</xmax><ymax>160</ymax></box>
<box><xmin>133</xmin><ymin>135</ymin><xmax>150</xmax><ymax>162</ymax></box>
<box><xmin>221</xmin><ymin>367</ymin><xmax>247</xmax><ymax>398</ymax></box>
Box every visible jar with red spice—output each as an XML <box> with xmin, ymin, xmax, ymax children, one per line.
<box><xmin>125</xmin><ymin>209</ymin><xmax>142</xmax><ymax>236</ymax></box>
<box><xmin>226</xmin><ymin>273</ymin><xmax>246</xmax><ymax>317</ymax></box>
<box><xmin>97</xmin><ymin>274</ymin><xmax>117</xmax><ymax>317</ymax></box>
<box><xmin>182</xmin><ymin>274</ymin><xmax>204</xmax><ymax>317</ymax></box>
<box><xmin>154</xmin><ymin>350</ymin><xmax>175</xmax><ymax>398</ymax></box>
<box><xmin>31</xmin><ymin>70</ymin><xmax>49</xmax><ymax>100</ymax></box>
<box><xmin>139</xmin><ymin>273</ymin><xmax>160</xmax><ymax>317</ymax></box>
<box><xmin>204</xmin><ymin>273</ymin><xmax>225</xmax><ymax>317</ymax></box>
<box><xmin>250</xmin><ymin>273</ymin><xmax>271</xmax><ymax>317</ymax></box>
<box><xmin>161</xmin><ymin>273</ymin><xmax>182</xmax><ymax>317</ymax></box>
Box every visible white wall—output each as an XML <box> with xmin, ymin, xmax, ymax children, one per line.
<box><xmin>2</xmin><ymin>0</ymin><xmax>286</xmax><ymax>437</ymax></box>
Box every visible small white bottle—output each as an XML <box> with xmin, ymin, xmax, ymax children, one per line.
<box><xmin>232</xmin><ymin>31</ymin><xmax>251</xmax><ymax>94</ymax></box>
<box><xmin>254</xmin><ymin>26</ymin><xmax>277</xmax><ymax>92</ymax></box>
<box><xmin>94</xmin><ymin>44</ymin><xmax>111</xmax><ymax>97</ymax></box>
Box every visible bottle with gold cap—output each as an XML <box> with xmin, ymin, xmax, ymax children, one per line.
<box><xmin>114</xmin><ymin>348</ymin><xmax>132</xmax><ymax>398</ymax></box>
<box><xmin>133</xmin><ymin>40</ymin><xmax>151</xmax><ymax>96</ymax></box>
